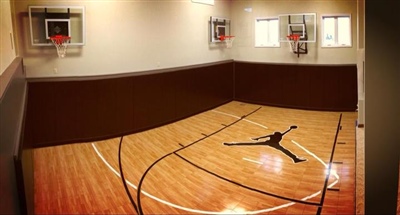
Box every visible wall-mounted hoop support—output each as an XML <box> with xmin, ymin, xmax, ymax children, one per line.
<box><xmin>219</xmin><ymin>35</ymin><xmax>235</xmax><ymax>48</ymax></box>
<box><xmin>49</xmin><ymin>35</ymin><xmax>71</xmax><ymax>58</ymax></box>
<box><xmin>279</xmin><ymin>13</ymin><xmax>315</xmax><ymax>58</ymax></box>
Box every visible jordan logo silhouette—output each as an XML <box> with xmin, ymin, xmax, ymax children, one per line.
<box><xmin>223</xmin><ymin>125</ymin><xmax>307</xmax><ymax>163</ymax></box>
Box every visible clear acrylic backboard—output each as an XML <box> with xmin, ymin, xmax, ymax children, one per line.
<box><xmin>29</xmin><ymin>6</ymin><xmax>85</xmax><ymax>46</ymax></box>
<box><xmin>279</xmin><ymin>13</ymin><xmax>316</xmax><ymax>43</ymax></box>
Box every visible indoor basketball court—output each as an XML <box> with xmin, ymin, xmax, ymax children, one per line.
<box><xmin>1</xmin><ymin>1</ymin><xmax>399</xmax><ymax>215</ymax></box>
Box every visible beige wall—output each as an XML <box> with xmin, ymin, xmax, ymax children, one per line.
<box><xmin>357</xmin><ymin>0</ymin><xmax>364</xmax><ymax>49</ymax></box>
<box><xmin>13</xmin><ymin>0</ymin><xmax>359</xmax><ymax>78</ymax></box>
<box><xmin>1</xmin><ymin>0</ymin><xmax>18</xmax><ymax>98</ymax></box>
<box><xmin>231</xmin><ymin>0</ymin><xmax>358</xmax><ymax>64</ymax></box>
<box><xmin>1</xmin><ymin>0</ymin><xmax>17</xmax><ymax>75</ymax></box>
<box><xmin>14</xmin><ymin>0</ymin><xmax>232</xmax><ymax>78</ymax></box>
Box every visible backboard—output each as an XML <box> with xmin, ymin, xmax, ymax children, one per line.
<box><xmin>279</xmin><ymin>13</ymin><xmax>316</xmax><ymax>43</ymax></box>
<box><xmin>29</xmin><ymin>6</ymin><xmax>85</xmax><ymax>46</ymax></box>
<box><xmin>210</xmin><ymin>16</ymin><xmax>231</xmax><ymax>43</ymax></box>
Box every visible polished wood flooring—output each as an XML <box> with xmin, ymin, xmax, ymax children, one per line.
<box><xmin>34</xmin><ymin>101</ymin><xmax>359</xmax><ymax>214</ymax></box>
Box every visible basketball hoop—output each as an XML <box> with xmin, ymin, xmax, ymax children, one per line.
<box><xmin>49</xmin><ymin>35</ymin><xmax>71</xmax><ymax>58</ymax></box>
<box><xmin>219</xmin><ymin>35</ymin><xmax>235</xmax><ymax>48</ymax></box>
<box><xmin>287</xmin><ymin>34</ymin><xmax>300</xmax><ymax>53</ymax></box>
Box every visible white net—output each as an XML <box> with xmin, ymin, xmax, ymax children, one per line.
<box><xmin>220</xmin><ymin>36</ymin><xmax>235</xmax><ymax>48</ymax></box>
<box><xmin>50</xmin><ymin>36</ymin><xmax>71</xmax><ymax>58</ymax></box>
<box><xmin>287</xmin><ymin>35</ymin><xmax>299</xmax><ymax>53</ymax></box>
<box><xmin>225</xmin><ymin>37</ymin><xmax>235</xmax><ymax>48</ymax></box>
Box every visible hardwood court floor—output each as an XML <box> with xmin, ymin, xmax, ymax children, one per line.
<box><xmin>34</xmin><ymin>101</ymin><xmax>358</xmax><ymax>214</ymax></box>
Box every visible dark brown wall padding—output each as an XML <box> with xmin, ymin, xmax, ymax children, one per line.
<box><xmin>24</xmin><ymin>60</ymin><xmax>358</xmax><ymax>148</ymax></box>
<box><xmin>24</xmin><ymin>61</ymin><xmax>234</xmax><ymax>148</ymax></box>
<box><xmin>0</xmin><ymin>57</ymin><xmax>32</xmax><ymax>215</ymax></box>
<box><xmin>234</xmin><ymin>62</ymin><xmax>358</xmax><ymax>111</ymax></box>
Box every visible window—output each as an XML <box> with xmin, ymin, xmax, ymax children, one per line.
<box><xmin>255</xmin><ymin>18</ymin><xmax>279</xmax><ymax>47</ymax></box>
<box><xmin>321</xmin><ymin>15</ymin><xmax>351</xmax><ymax>47</ymax></box>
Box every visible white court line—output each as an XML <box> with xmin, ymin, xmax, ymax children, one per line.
<box><xmin>92</xmin><ymin>109</ymin><xmax>340</xmax><ymax>214</ymax></box>
<box><xmin>291</xmin><ymin>140</ymin><xmax>340</xmax><ymax>188</ymax></box>
<box><xmin>212</xmin><ymin>110</ymin><xmax>268</xmax><ymax>129</ymax></box>
<box><xmin>242</xmin><ymin>157</ymin><xmax>264</xmax><ymax>165</ymax></box>
<box><xmin>211</xmin><ymin>110</ymin><xmax>240</xmax><ymax>119</ymax></box>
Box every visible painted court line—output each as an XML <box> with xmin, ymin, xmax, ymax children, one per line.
<box><xmin>291</xmin><ymin>140</ymin><xmax>340</xmax><ymax>188</ymax></box>
<box><xmin>212</xmin><ymin>110</ymin><xmax>268</xmax><ymax>129</ymax></box>
<box><xmin>242</xmin><ymin>157</ymin><xmax>264</xmax><ymax>165</ymax></box>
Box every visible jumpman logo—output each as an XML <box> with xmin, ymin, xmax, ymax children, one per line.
<box><xmin>223</xmin><ymin>125</ymin><xmax>307</xmax><ymax>163</ymax></box>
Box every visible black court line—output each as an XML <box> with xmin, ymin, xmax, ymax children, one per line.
<box><xmin>316</xmin><ymin>113</ymin><xmax>343</xmax><ymax>215</ymax></box>
<box><xmin>136</xmin><ymin>107</ymin><xmax>262</xmax><ymax>215</ymax></box>
<box><xmin>332</xmin><ymin>161</ymin><xmax>343</xmax><ymax>164</ymax></box>
<box><xmin>337</xmin><ymin>142</ymin><xmax>346</xmax><ymax>144</ymax></box>
<box><xmin>327</xmin><ymin>188</ymin><xmax>340</xmax><ymax>191</ymax></box>
<box><xmin>174</xmin><ymin>152</ymin><xmax>320</xmax><ymax>206</ymax></box>
<box><xmin>178</xmin><ymin>143</ymin><xmax>185</xmax><ymax>148</ymax></box>
<box><xmin>118</xmin><ymin>136</ymin><xmax>139</xmax><ymax>214</ymax></box>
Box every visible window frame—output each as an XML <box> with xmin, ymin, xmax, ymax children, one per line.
<box><xmin>321</xmin><ymin>14</ymin><xmax>352</xmax><ymax>48</ymax></box>
<box><xmin>254</xmin><ymin>17</ymin><xmax>280</xmax><ymax>48</ymax></box>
